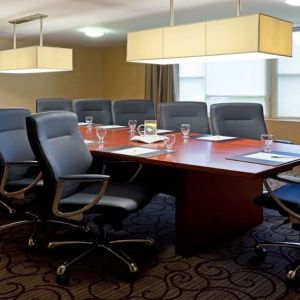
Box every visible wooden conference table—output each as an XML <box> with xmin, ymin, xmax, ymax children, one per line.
<box><xmin>81</xmin><ymin>126</ymin><xmax>300</xmax><ymax>256</ymax></box>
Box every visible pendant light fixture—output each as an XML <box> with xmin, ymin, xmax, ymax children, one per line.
<box><xmin>127</xmin><ymin>0</ymin><xmax>292</xmax><ymax>64</ymax></box>
<box><xmin>0</xmin><ymin>14</ymin><xmax>73</xmax><ymax>74</ymax></box>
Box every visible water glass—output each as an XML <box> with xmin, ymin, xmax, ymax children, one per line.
<box><xmin>96</xmin><ymin>127</ymin><xmax>107</xmax><ymax>144</ymax></box>
<box><xmin>85</xmin><ymin>116</ymin><xmax>93</xmax><ymax>126</ymax></box>
<box><xmin>181</xmin><ymin>124</ymin><xmax>190</xmax><ymax>139</ymax></box>
<box><xmin>164</xmin><ymin>134</ymin><xmax>176</xmax><ymax>152</ymax></box>
<box><xmin>261</xmin><ymin>134</ymin><xmax>273</xmax><ymax>152</ymax></box>
<box><xmin>128</xmin><ymin>120</ymin><xmax>137</xmax><ymax>133</ymax></box>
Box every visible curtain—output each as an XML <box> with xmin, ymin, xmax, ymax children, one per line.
<box><xmin>145</xmin><ymin>64</ymin><xmax>179</xmax><ymax>113</ymax></box>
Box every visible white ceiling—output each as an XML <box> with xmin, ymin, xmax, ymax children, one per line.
<box><xmin>0</xmin><ymin>0</ymin><xmax>299</xmax><ymax>48</ymax></box>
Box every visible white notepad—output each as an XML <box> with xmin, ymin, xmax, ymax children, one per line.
<box><xmin>111</xmin><ymin>147</ymin><xmax>158</xmax><ymax>156</ymax></box>
<box><xmin>97</xmin><ymin>125</ymin><xmax>126</xmax><ymax>129</ymax></box>
<box><xmin>196</xmin><ymin>135</ymin><xmax>236</xmax><ymax>141</ymax></box>
<box><xmin>84</xmin><ymin>140</ymin><xmax>97</xmax><ymax>145</ymax></box>
<box><xmin>245</xmin><ymin>152</ymin><xmax>300</xmax><ymax>163</ymax></box>
<box><xmin>130</xmin><ymin>135</ymin><xmax>165</xmax><ymax>144</ymax></box>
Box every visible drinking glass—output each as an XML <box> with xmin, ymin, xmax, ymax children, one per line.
<box><xmin>181</xmin><ymin>123</ymin><xmax>190</xmax><ymax>139</ymax></box>
<box><xmin>164</xmin><ymin>134</ymin><xmax>176</xmax><ymax>152</ymax></box>
<box><xmin>85</xmin><ymin>116</ymin><xmax>93</xmax><ymax>126</ymax></box>
<box><xmin>128</xmin><ymin>120</ymin><xmax>137</xmax><ymax>133</ymax></box>
<box><xmin>261</xmin><ymin>134</ymin><xmax>273</xmax><ymax>152</ymax></box>
<box><xmin>96</xmin><ymin>127</ymin><xmax>107</xmax><ymax>144</ymax></box>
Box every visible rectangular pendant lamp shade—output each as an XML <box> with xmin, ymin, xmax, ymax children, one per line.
<box><xmin>127</xmin><ymin>14</ymin><xmax>292</xmax><ymax>64</ymax></box>
<box><xmin>0</xmin><ymin>14</ymin><xmax>73</xmax><ymax>74</ymax></box>
<box><xmin>0</xmin><ymin>46</ymin><xmax>73</xmax><ymax>73</ymax></box>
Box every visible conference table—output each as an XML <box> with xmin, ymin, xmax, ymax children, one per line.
<box><xmin>80</xmin><ymin>126</ymin><xmax>300</xmax><ymax>256</ymax></box>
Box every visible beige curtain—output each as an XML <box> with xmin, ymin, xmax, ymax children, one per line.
<box><xmin>145</xmin><ymin>64</ymin><xmax>179</xmax><ymax>113</ymax></box>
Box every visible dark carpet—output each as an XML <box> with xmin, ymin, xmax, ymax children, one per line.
<box><xmin>1</xmin><ymin>194</ymin><xmax>300</xmax><ymax>300</ymax></box>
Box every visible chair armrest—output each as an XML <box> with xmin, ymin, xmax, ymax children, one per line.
<box><xmin>6</xmin><ymin>160</ymin><xmax>39</xmax><ymax>167</ymax></box>
<box><xmin>101</xmin><ymin>160</ymin><xmax>143</xmax><ymax>183</ymax></box>
<box><xmin>274</xmin><ymin>173</ymin><xmax>300</xmax><ymax>184</ymax></box>
<box><xmin>59</xmin><ymin>174</ymin><xmax>110</xmax><ymax>183</ymax></box>
<box><xmin>52</xmin><ymin>174</ymin><xmax>110</xmax><ymax>221</ymax></box>
<box><xmin>0</xmin><ymin>161</ymin><xmax>42</xmax><ymax>198</ymax></box>
<box><xmin>263</xmin><ymin>177</ymin><xmax>300</xmax><ymax>222</ymax></box>
<box><xmin>274</xmin><ymin>139</ymin><xmax>293</xmax><ymax>144</ymax></box>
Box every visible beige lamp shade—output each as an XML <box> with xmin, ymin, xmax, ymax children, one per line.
<box><xmin>127</xmin><ymin>14</ymin><xmax>292</xmax><ymax>64</ymax></box>
<box><xmin>0</xmin><ymin>46</ymin><xmax>73</xmax><ymax>73</ymax></box>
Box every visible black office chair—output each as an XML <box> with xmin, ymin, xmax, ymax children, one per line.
<box><xmin>0</xmin><ymin>108</ymin><xmax>43</xmax><ymax>246</ymax></box>
<box><xmin>26</xmin><ymin>111</ymin><xmax>154</xmax><ymax>284</ymax></box>
<box><xmin>210</xmin><ymin>103</ymin><xmax>267</xmax><ymax>140</ymax></box>
<box><xmin>36</xmin><ymin>98</ymin><xmax>72</xmax><ymax>113</ymax></box>
<box><xmin>159</xmin><ymin>102</ymin><xmax>211</xmax><ymax>134</ymax></box>
<box><xmin>112</xmin><ymin>99</ymin><xmax>156</xmax><ymax>126</ymax></box>
<box><xmin>72</xmin><ymin>98</ymin><xmax>112</xmax><ymax>124</ymax></box>
<box><xmin>255</xmin><ymin>174</ymin><xmax>300</xmax><ymax>281</ymax></box>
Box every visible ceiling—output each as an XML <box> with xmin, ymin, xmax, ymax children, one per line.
<box><xmin>0</xmin><ymin>0</ymin><xmax>299</xmax><ymax>48</ymax></box>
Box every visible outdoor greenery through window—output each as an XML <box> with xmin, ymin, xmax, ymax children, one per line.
<box><xmin>179</xmin><ymin>31</ymin><xmax>300</xmax><ymax>119</ymax></box>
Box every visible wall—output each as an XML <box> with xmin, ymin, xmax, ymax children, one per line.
<box><xmin>0</xmin><ymin>43</ymin><xmax>104</xmax><ymax>112</ymax></box>
<box><xmin>102</xmin><ymin>45</ymin><xmax>145</xmax><ymax>100</ymax></box>
<box><xmin>266</xmin><ymin>119</ymin><xmax>300</xmax><ymax>144</ymax></box>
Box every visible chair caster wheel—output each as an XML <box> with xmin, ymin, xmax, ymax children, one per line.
<box><xmin>287</xmin><ymin>270</ymin><xmax>296</xmax><ymax>281</ymax></box>
<box><xmin>255</xmin><ymin>246</ymin><xmax>267</xmax><ymax>259</ymax></box>
<box><xmin>28</xmin><ymin>238</ymin><xmax>37</xmax><ymax>248</ymax></box>
<box><xmin>56</xmin><ymin>274</ymin><xmax>69</xmax><ymax>286</ymax></box>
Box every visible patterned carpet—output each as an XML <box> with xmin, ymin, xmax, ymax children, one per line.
<box><xmin>1</xmin><ymin>193</ymin><xmax>300</xmax><ymax>299</ymax></box>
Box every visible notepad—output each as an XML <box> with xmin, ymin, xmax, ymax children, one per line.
<box><xmin>84</xmin><ymin>140</ymin><xmax>97</xmax><ymax>145</ymax></box>
<box><xmin>130</xmin><ymin>135</ymin><xmax>166</xmax><ymax>144</ymax></box>
<box><xmin>97</xmin><ymin>125</ymin><xmax>126</xmax><ymax>129</ymax></box>
<box><xmin>195</xmin><ymin>135</ymin><xmax>237</xmax><ymax>141</ymax></box>
<box><xmin>245</xmin><ymin>152</ymin><xmax>300</xmax><ymax>163</ymax></box>
<box><xmin>111</xmin><ymin>147</ymin><xmax>159</xmax><ymax>156</ymax></box>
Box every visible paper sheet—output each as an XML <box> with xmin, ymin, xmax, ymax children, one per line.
<box><xmin>84</xmin><ymin>140</ymin><xmax>97</xmax><ymax>144</ymax></box>
<box><xmin>130</xmin><ymin>135</ymin><xmax>166</xmax><ymax>144</ymax></box>
<box><xmin>98</xmin><ymin>125</ymin><xmax>126</xmax><ymax>129</ymax></box>
<box><xmin>78</xmin><ymin>122</ymin><xmax>87</xmax><ymax>126</ymax></box>
<box><xmin>245</xmin><ymin>152</ymin><xmax>300</xmax><ymax>163</ymax></box>
<box><xmin>111</xmin><ymin>147</ymin><xmax>158</xmax><ymax>156</ymax></box>
<box><xmin>157</xmin><ymin>129</ymin><xmax>174</xmax><ymax>134</ymax></box>
<box><xmin>196</xmin><ymin>135</ymin><xmax>236</xmax><ymax>141</ymax></box>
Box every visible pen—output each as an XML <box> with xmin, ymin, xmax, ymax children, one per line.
<box><xmin>271</xmin><ymin>155</ymin><xmax>293</xmax><ymax>158</ymax></box>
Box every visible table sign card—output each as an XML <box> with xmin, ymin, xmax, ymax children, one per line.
<box><xmin>228</xmin><ymin>151</ymin><xmax>300</xmax><ymax>166</ymax></box>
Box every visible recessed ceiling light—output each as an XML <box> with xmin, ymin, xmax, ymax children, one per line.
<box><xmin>285</xmin><ymin>0</ymin><xmax>300</xmax><ymax>6</ymax></box>
<box><xmin>78</xmin><ymin>27</ymin><xmax>106</xmax><ymax>38</ymax></box>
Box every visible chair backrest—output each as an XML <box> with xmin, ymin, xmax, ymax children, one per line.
<box><xmin>210</xmin><ymin>103</ymin><xmax>268</xmax><ymax>140</ymax></box>
<box><xmin>0</xmin><ymin>108</ymin><xmax>35</xmax><ymax>181</ymax></box>
<box><xmin>159</xmin><ymin>102</ymin><xmax>210</xmax><ymax>134</ymax></box>
<box><xmin>26</xmin><ymin>112</ymin><xmax>93</xmax><ymax>199</ymax></box>
<box><xmin>36</xmin><ymin>98</ymin><xmax>72</xmax><ymax>113</ymax></box>
<box><xmin>112</xmin><ymin>99</ymin><xmax>156</xmax><ymax>126</ymax></box>
<box><xmin>72</xmin><ymin>99</ymin><xmax>112</xmax><ymax>124</ymax></box>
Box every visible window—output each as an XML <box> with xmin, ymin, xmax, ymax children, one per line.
<box><xmin>277</xmin><ymin>33</ymin><xmax>300</xmax><ymax>118</ymax></box>
<box><xmin>179</xmin><ymin>31</ymin><xmax>300</xmax><ymax>119</ymax></box>
<box><xmin>179</xmin><ymin>60</ymin><xmax>268</xmax><ymax>114</ymax></box>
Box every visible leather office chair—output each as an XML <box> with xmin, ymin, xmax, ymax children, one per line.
<box><xmin>26</xmin><ymin>111</ymin><xmax>154</xmax><ymax>284</ymax></box>
<box><xmin>255</xmin><ymin>174</ymin><xmax>300</xmax><ymax>281</ymax></box>
<box><xmin>210</xmin><ymin>103</ymin><xmax>267</xmax><ymax>140</ymax></box>
<box><xmin>112</xmin><ymin>99</ymin><xmax>156</xmax><ymax>126</ymax></box>
<box><xmin>72</xmin><ymin>98</ymin><xmax>112</xmax><ymax>124</ymax></box>
<box><xmin>159</xmin><ymin>102</ymin><xmax>211</xmax><ymax>134</ymax></box>
<box><xmin>0</xmin><ymin>108</ymin><xmax>43</xmax><ymax>245</ymax></box>
<box><xmin>36</xmin><ymin>98</ymin><xmax>72</xmax><ymax>113</ymax></box>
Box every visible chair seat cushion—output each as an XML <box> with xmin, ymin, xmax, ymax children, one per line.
<box><xmin>60</xmin><ymin>182</ymin><xmax>150</xmax><ymax>218</ymax></box>
<box><xmin>255</xmin><ymin>183</ymin><xmax>300</xmax><ymax>215</ymax></box>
